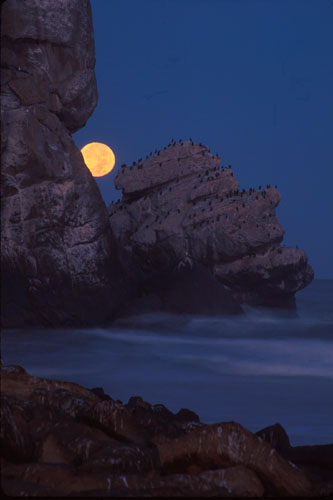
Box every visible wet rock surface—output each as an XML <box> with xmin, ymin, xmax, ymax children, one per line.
<box><xmin>1</xmin><ymin>0</ymin><xmax>127</xmax><ymax>327</ymax></box>
<box><xmin>1</xmin><ymin>365</ymin><xmax>331</xmax><ymax>497</ymax></box>
<box><xmin>110</xmin><ymin>140</ymin><xmax>314</xmax><ymax>312</ymax></box>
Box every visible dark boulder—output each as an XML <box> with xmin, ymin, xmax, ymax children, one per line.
<box><xmin>256</xmin><ymin>422</ymin><xmax>291</xmax><ymax>453</ymax></box>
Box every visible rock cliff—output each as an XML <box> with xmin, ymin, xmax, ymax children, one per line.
<box><xmin>1</xmin><ymin>0</ymin><xmax>126</xmax><ymax>326</ymax></box>
<box><xmin>1</xmin><ymin>0</ymin><xmax>314</xmax><ymax>326</ymax></box>
<box><xmin>109</xmin><ymin>140</ymin><xmax>313</xmax><ymax>310</ymax></box>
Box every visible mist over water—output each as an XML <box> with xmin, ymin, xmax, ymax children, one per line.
<box><xmin>2</xmin><ymin>280</ymin><xmax>333</xmax><ymax>446</ymax></box>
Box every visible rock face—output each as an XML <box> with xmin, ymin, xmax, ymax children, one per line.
<box><xmin>256</xmin><ymin>422</ymin><xmax>291</xmax><ymax>454</ymax></box>
<box><xmin>1</xmin><ymin>0</ymin><xmax>125</xmax><ymax>327</ymax></box>
<box><xmin>1</xmin><ymin>0</ymin><xmax>313</xmax><ymax>326</ymax></box>
<box><xmin>157</xmin><ymin>423</ymin><xmax>311</xmax><ymax>497</ymax></box>
<box><xmin>3</xmin><ymin>365</ymin><xmax>331</xmax><ymax>497</ymax></box>
<box><xmin>110</xmin><ymin>140</ymin><xmax>314</xmax><ymax>310</ymax></box>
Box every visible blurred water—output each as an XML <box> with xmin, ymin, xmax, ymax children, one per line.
<box><xmin>2</xmin><ymin>280</ymin><xmax>333</xmax><ymax>446</ymax></box>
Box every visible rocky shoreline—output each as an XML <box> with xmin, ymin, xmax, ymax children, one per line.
<box><xmin>1</xmin><ymin>0</ymin><xmax>314</xmax><ymax>328</ymax></box>
<box><xmin>1</xmin><ymin>364</ymin><xmax>332</xmax><ymax>497</ymax></box>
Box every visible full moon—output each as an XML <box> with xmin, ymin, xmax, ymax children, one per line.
<box><xmin>81</xmin><ymin>142</ymin><xmax>115</xmax><ymax>177</ymax></box>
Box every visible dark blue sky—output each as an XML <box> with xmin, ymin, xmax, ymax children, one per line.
<box><xmin>74</xmin><ymin>0</ymin><xmax>333</xmax><ymax>279</ymax></box>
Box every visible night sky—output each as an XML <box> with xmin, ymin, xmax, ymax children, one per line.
<box><xmin>74</xmin><ymin>0</ymin><xmax>333</xmax><ymax>280</ymax></box>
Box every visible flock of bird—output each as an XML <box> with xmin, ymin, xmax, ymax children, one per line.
<box><xmin>112</xmin><ymin>140</ymin><xmax>278</xmax><ymax>220</ymax></box>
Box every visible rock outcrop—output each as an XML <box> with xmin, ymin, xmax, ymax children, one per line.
<box><xmin>2</xmin><ymin>365</ymin><xmax>332</xmax><ymax>497</ymax></box>
<box><xmin>1</xmin><ymin>0</ymin><xmax>314</xmax><ymax>326</ymax></box>
<box><xmin>1</xmin><ymin>0</ymin><xmax>126</xmax><ymax>327</ymax></box>
<box><xmin>109</xmin><ymin>140</ymin><xmax>314</xmax><ymax>310</ymax></box>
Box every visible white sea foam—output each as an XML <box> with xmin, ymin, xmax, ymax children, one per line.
<box><xmin>2</xmin><ymin>280</ymin><xmax>333</xmax><ymax>446</ymax></box>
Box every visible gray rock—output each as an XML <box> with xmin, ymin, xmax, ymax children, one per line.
<box><xmin>109</xmin><ymin>142</ymin><xmax>313</xmax><ymax>309</ymax></box>
<box><xmin>1</xmin><ymin>0</ymin><xmax>126</xmax><ymax>326</ymax></box>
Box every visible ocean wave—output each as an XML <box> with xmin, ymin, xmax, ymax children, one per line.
<box><xmin>82</xmin><ymin>327</ymin><xmax>333</xmax><ymax>379</ymax></box>
<box><xmin>179</xmin><ymin>349</ymin><xmax>333</xmax><ymax>379</ymax></box>
<box><xmin>108</xmin><ymin>307</ymin><xmax>333</xmax><ymax>341</ymax></box>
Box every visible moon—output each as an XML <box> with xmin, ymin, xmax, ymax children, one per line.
<box><xmin>81</xmin><ymin>142</ymin><xmax>115</xmax><ymax>177</ymax></box>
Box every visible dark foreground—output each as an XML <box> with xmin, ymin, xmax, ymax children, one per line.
<box><xmin>1</xmin><ymin>365</ymin><xmax>332</xmax><ymax>497</ymax></box>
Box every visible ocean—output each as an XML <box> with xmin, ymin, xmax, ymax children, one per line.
<box><xmin>2</xmin><ymin>279</ymin><xmax>333</xmax><ymax>446</ymax></box>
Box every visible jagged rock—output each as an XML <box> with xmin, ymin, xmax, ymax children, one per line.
<box><xmin>37</xmin><ymin>421</ymin><xmax>112</xmax><ymax>464</ymax></box>
<box><xmin>0</xmin><ymin>366</ymin><xmax>200</xmax><ymax>448</ymax></box>
<box><xmin>0</xmin><ymin>395</ymin><xmax>36</xmax><ymax>463</ymax></box>
<box><xmin>257</xmin><ymin>423</ymin><xmax>333</xmax><ymax>487</ymax></box>
<box><xmin>110</xmin><ymin>141</ymin><xmax>313</xmax><ymax>310</ymax></box>
<box><xmin>124</xmin><ymin>396</ymin><xmax>202</xmax><ymax>445</ymax></box>
<box><xmin>1</xmin><ymin>365</ymin><xmax>329</xmax><ymax>497</ymax></box>
<box><xmin>214</xmin><ymin>246</ymin><xmax>314</xmax><ymax>307</ymax></box>
<box><xmin>83</xmin><ymin>399</ymin><xmax>152</xmax><ymax>445</ymax></box>
<box><xmin>0</xmin><ymin>366</ymin><xmax>107</xmax><ymax>463</ymax></box>
<box><xmin>1</xmin><ymin>0</ymin><xmax>97</xmax><ymax>133</ymax></box>
<box><xmin>90</xmin><ymin>387</ymin><xmax>113</xmax><ymax>401</ymax></box>
<box><xmin>256</xmin><ymin>422</ymin><xmax>291</xmax><ymax>453</ymax></box>
<box><xmin>0</xmin><ymin>392</ymin><xmax>92</xmax><ymax>464</ymax></box>
<box><xmin>1</xmin><ymin>364</ymin><xmax>99</xmax><ymax>407</ymax></box>
<box><xmin>83</xmin><ymin>395</ymin><xmax>202</xmax><ymax>446</ymax></box>
<box><xmin>1</xmin><ymin>0</ymin><xmax>126</xmax><ymax>327</ymax></box>
<box><xmin>157</xmin><ymin>422</ymin><xmax>311</xmax><ymax>497</ymax></box>
<box><xmin>1</xmin><ymin>0</ymin><xmax>313</xmax><ymax>325</ymax></box>
<box><xmin>198</xmin><ymin>466</ymin><xmax>265</xmax><ymax>497</ymax></box>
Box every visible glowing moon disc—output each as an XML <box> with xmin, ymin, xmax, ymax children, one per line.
<box><xmin>81</xmin><ymin>142</ymin><xmax>115</xmax><ymax>177</ymax></box>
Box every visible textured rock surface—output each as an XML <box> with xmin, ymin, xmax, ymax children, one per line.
<box><xmin>256</xmin><ymin>422</ymin><xmax>291</xmax><ymax>454</ymax></box>
<box><xmin>1</xmin><ymin>0</ymin><xmax>314</xmax><ymax>326</ymax></box>
<box><xmin>2</xmin><ymin>365</ymin><xmax>329</xmax><ymax>497</ymax></box>
<box><xmin>109</xmin><ymin>140</ymin><xmax>313</xmax><ymax>309</ymax></box>
<box><xmin>1</xmin><ymin>0</ymin><xmax>125</xmax><ymax>327</ymax></box>
<box><xmin>0</xmin><ymin>366</ymin><xmax>201</xmax><ymax>450</ymax></box>
<box><xmin>1</xmin><ymin>461</ymin><xmax>263</xmax><ymax>497</ymax></box>
<box><xmin>157</xmin><ymin>422</ymin><xmax>311</xmax><ymax>497</ymax></box>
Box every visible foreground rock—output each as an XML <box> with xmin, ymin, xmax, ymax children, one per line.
<box><xmin>158</xmin><ymin>422</ymin><xmax>310</xmax><ymax>497</ymax></box>
<box><xmin>110</xmin><ymin>140</ymin><xmax>313</xmax><ymax>311</ymax></box>
<box><xmin>1</xmin><ymin>0</ymin><xmax>127</xmax><ymax>327</ymax></box>
<box><xmin>1</xmin><ymin>365</ymin><xmax>331</xmax><ymax>497</ymax></box>
<box><xmin>256</xmin><ymin>422</ymin><xmax>291</xmax><ymax>453</ymax></box>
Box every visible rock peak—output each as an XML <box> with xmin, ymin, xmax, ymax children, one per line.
<box><xmin>115</xmin><ymin>140</ymin><xmax>222</xmax><ymax>198</ymax></box>
<box><xmin>109</xmin><ymin>140</ymin><xmax>313</xmax><ymax>310</ymax></box>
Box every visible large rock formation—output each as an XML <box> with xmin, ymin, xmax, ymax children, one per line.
<box><xmin>1</xmin><ymin>0</ymin><xmax>126</xmax><ymax>326</ymax></box>
<box><xmin>1</xmin><ymin>0</ymin><xmax>313</xmax><ymax>326</ymax></box>
<box><xmin>109</xmin><ymin>140</ymin><xmax>313</xmax><ymax>310</ymax></box>
<box><xmin>2</xmin><ymin>364</ymin><xmax>332</xmax><ymax>497</ymax></box>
